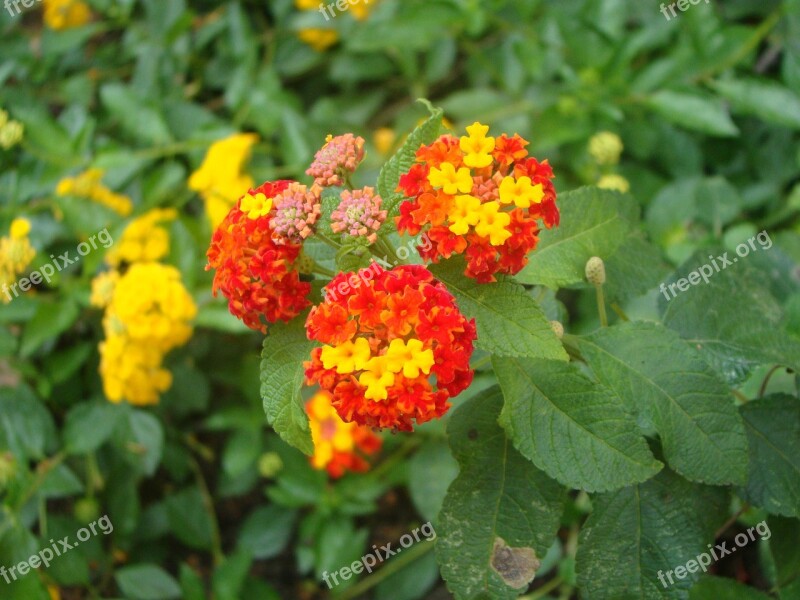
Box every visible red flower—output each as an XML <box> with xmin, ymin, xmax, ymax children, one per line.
<box><xmin>206</xmin><ymin>180</ymin><xmax>311</xmax><ymax>333</ymax></box>
<box><xmin>304</xmin><ymin>265</ymin><xmax>476</xmax><ymax>431</ymax></box>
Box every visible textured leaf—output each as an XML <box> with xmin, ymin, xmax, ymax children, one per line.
<box><xmin>603</xmin><ymin>234</ymin><xmax>670</xmax><ymax>302</ymax></box>
<box><xmin>645</xmin><ymin>90</ymin><xmax>739</xmax><ymax>137</ymax></box>
<box><xmin>739</xmin><ymin>395</ymin><xmax>800</xmax><ymax>517</ymax></box>
<box><xmin>516</xmin><ymin>187</ymin><xmax>639</xmax><ymax>288</ymax></box>
<box><xmin>260</xmin><ymin>316</ymin><xmax>316</xmax><ymax>456</ymax></box>
<box><xmin>437</xmin><ymin>387</ymin><xmax>565</xmax><ymax>600</ymax></box>
<box><xmin>377</xmin><ymin>100</ymin><xmax>443</xmax><ymax>222</ymax></box>
<box><xmin>430</xmin><ymin>261</ymin><xmax>568</xmax><ymax>360</ymax></box>
<box><xmin>660</xmin><ymin>253</ymin><xmax>800</xmax><ymax>384</ymax></box>
<box><xmin>579</xmin><ymin>322</ymin><xmax>748</xmax><ymax>486</ymax></box>
<box><xmin>493</xmin><ymin>357</ymin><xmax>662</xmax><ymax>493</ymax></box>
<box><xmin>576</xmin><ymin>468</ymin><xmax>728</xmax><ymax>600</ymax></box>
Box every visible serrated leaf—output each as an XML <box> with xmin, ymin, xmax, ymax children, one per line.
<box><xmin>516</xmin><ymin>187</ymin><xmax>639</xmax><ymax>289</ymax></box>
<box><xmin>576</xmin><ymin>468</ymin><xmax>728</xmax><ymax>599</ymax></box>
<box><xmin>603</xmin><ymin>234</ymin><xmax>670</xmax><ymax>302</ymax></box>
<box><xmin>437</xmin><ymin>387</ymin><xmax>565</xmax><ymax>600</ymax></box>
<box><xmin>579</xmin><ymin>322</ymin><xmax>748</xmax><ymax>486</ymax></box>
<box><xmin>645</xmin><ymin>90</ymin><xmax>739</xmax><ymax>137</ymax></box>
<box><xmin>739</xmin><ymin>394</ymin><xmax>800</xmax><ymax>517</ymax></box>
<box><xmin>494</xmin><ymin>357</ymin><xmax>662</xmax><ymax>493</ymax></box>
<box><xmin>377</xmin><ymin>101</ymin><xmax>443</xmax><ymax>221</ymax></box>
<box><xmin>260</xmin><ymin>316</ymin><xmax>316</xmax><ymax>456</ymax></box>
<box><xmin>660</xmin><ymin>253</ymin><xmax>800</xmax><ymax>384</ymax></box>
<box><xmin>430</xmin><ymin>261</ymin><xmax>567</xmax><ymax>360</ymax></box>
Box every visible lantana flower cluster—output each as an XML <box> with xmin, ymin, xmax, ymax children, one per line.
<box><xmin>396</xmin><ymin>122</ymin><xmax>559</xmax><ymax>282</ymax></box>
<box><xmin>56</xmin><ymin>168</ymin><xmax>134</xmax><ymax>217</ymax></box>
<box><xmin>304</xmin><ymin>264</ymin><xmax>476</xmax><ymax>431</ymax></box>
<box><xmin>0</xmin><ymin>219</ymin><xmax>36</xmax><ymax>304</ymax></box>
<box><xmin>306</xmin><ymin>391</ymin><xmax>382</xmax><ymax>478</ymax></box>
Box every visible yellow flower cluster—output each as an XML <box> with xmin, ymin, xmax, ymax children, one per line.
<box><xmin>295</xmin><ymin>0</ymin><xmax>378</xmax><ymax>51</ymax></box>
<box><xmin>99</xmin><ymin>263</ymin><xmax>196</xmax><ymax>405</ymax></box>
<box><xmin>188</xmin><ymin>133</ymin><xmax>258</xmax><ymax>227</ymax></box>
<box><xmin>104</xmin><ymin>208</ymin><xmax>177</xmax><ymax>267</ymax></box>
<box><xmin>56</xmin><ymin>168</ymin><xmax>133</xmax><ymax>216</ymax></box>
<box><xmin>320</xmin><ymin>337</ymin><xmax>434</xmax><ymax>401</ymax></box>
<box><xmin>42</xmin><ymin>0</ymin><xmax>92</xmax><ymax>30</ymax></box>
<box><xmin>0</xmin><ymin>110</ymin><xmax>24</xmax><ymax>150</ymax></box>
<box><xmin>589</xmin><ymin>131</ymin><xmax>630</xmax><ymax>193</ymax></box>
<box><xmin>0</xmin><ymin>219</ymin><xmax>36</xmax><ymax>304</ymax></box>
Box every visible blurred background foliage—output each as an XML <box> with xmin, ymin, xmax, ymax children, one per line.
<box><xmin>0</xmin><ymin>0</ymin><xmax>799</xmax><ymax>598</ymax></box>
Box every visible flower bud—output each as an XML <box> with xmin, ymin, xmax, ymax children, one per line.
<box><xmin>257</xmin><ymin>452</ymin><xmax>283</xmax><ymax>478</ymax></box>
<box><xmin>550</xmin><ymin>320</ymin><xmax>564</xmax><ymax>339</ymax></box>
<box><xmin>585</xmin><ymin>256</ymin><xmax>606</xmax><ymax>286</ymax></box>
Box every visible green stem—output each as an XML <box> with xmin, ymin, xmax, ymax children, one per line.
<box><xmin>337</xmin><ymin>539</ymin><xmax>434</xmax><ymax>600</ymax></box>
<box><xmin>595</xmin><ymin>285</ymin><xmax>608</xmax><ymax>328</ymax></box>
<box><xmin>186</xmin><ymin>454</ymin><xmax>224</xmax><ymax>566</ymax></box>
<box><xmin>758</xmin><ymin>365</ymin><xmax>782</xmax><ymax>398</ymax></box>
<box><xmin>610</xmin><ymin>302</ymin><xmax>629</xmax><ymax>322</ymax></box>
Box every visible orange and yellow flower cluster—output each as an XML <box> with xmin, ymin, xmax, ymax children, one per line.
<box><xmin>206</xmin><ymin>180</ymin><xmax>313</xmax><ymax>333</ymax></box>
<box><xmin>304</xmin><ymin>264</ymin><xmax>476</xmax><ymax>431</ymax></box>
<box><xmin>306</xmin><ymin>391</ymin><xmax>381</xmax><ymax>478</ymax></box>
<box><xmin>396</xmin><ymin>122</ymin><xmax>559</xmax><ymax>282</ymax></box>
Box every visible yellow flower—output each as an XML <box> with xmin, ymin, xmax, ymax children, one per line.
<box><xmin>105</xmin><ymin>208</ymin><xmax>177</xmax><ymax>267</ymax></box>
<box><xmin>294</xmin><ymin>0</ymin><xmax>318</xmax><ymax>9</ymax></box>
<box><xmin>297</xmin><ymin>28</ymin><xmax>339</xmax><ymax>51</ymax></box>
<box><xmin>597</xmin><ymin>174</ymin><xmax>630</xmax><ymax>193</ymax></box>
<box><xmin>90</xmin><ymin>270</ymin><xmax>119</xmax><ymax>309</ymax></box>
<box><xmin>99</xmin><ymin>263</ymin><xmax>196</xmax><ymax>406</ymax></box>
<box><xmin>384</xmin><ymin>338</ymin><xmax>435</xmax><ymax>378</ymax></box>
<box><xmin>239</xmin><ymin>192</ymin><xmax>273</xmax><ymax>220</ymax></box>
<box><xmin>43</xmin><ymin>0</ymin><xmax>91</xmax><ymax>30</ymax></box>
<box><xmin>320</xmin><ymin>338</ymin><xmax>371</xmax><ymax>374</ymax></box>
<box><xmin>350</xmin><ymin>0</ymin><xmax>378</xmax><ymax>20</ymax></box>
<box><xmin>460</xmin><ymin>122</ymin><xmax>495</xmax><ymax>168</ymax></box>
<box><xmin>56</xmin><ymin>169</ymin><xmax>133</xmax><ymax>216</ymax></box>
<box><xmin>373</xmin><ymin>127</ymin><xmax>396</xmax><ymax>156</ymax></box>
<box><xmin>474</xmin><ymin>201</ymin><xmax>512</xmax><ymax>246</ymax></box>
<box><xmin>428</xmin><ymin>162</ymin><xmax>473</xmax><ymax>195</ymax></box>
<box><xmin>448</xmin><ymin>194</ymin><xmax>481</xmax><ymax>235</ymax></box>
<box><xmin>0</xmin><ymin>219</ymin><xmax>36</xmax><ymax>303</ymax></box>
<box><xmin>188</xmin><ymin>133</ymin><xmax>258</xmax><ymax>227</ymax></box>
<box><xmin>499</xmin><ymin>175</ymin><xmax>544</xmax><ymax>208</ymax></box>
<box><xmin>589</xmin><ymin>131</ymin><xmax>623</xmax><ymax>166</ymax></box>
<box><xmin>358</xmin><ymin>356</ymin><xmax>395</xmax><ymax>401</ymax></box>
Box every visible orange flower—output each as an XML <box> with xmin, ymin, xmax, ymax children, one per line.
<box><xmin>304</xmin><ymin>265</ymin><xmax>476</xmax><ymax>431</ymax></box>
<box><xmin>306</xmin><ymin>391</ymin><xmax>381</xmax><ymax>478</ymax></box>
<box><xmin>396</xmin><ymin>123</ymin><xmax>559</xmax><ymax>282</ymax></box>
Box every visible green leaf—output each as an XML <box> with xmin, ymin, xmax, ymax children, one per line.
<box><xmin>0</xmin><ymin>385</ymin><xmax>55</xmax><ymax>460</ymax></box>
<box><xmin>515</xmin><ymin>187</ymin><xmax>639</xmax><ymax>289</ymax></box>
<box><xmin>579</xmin><ymin>322</ymin><xmax>748</xmax><ymax>486</ymax></box>
<box><xmin>690</xmin><ymin>576</ymin><xmax>774</xmax><ymax>599</ymax></box>
<box><xmin>377</xmin><ymin>100</ymin><xmax>443</xmax><ymax>222</ymax></box>
<box><xmin>237</xmin><ymin>505</ymin><xmax>298</xmax><ymax>560</ymax></box>
<box><xmin>260</xmin><ymin>315</ymin><xmax>317</xmax><ymax>456</ymax></box>
<box><xmin>407</xmin><ymin>440</ymin><xmax>459</xmax><ymax>523</ymax></box>
<box><xmin>709</xmin><ymin>78</ymin><xmax>800</xmax><ymax>130</ymax></box>
<box><xmin>645</xmin><ymin>90</ymin><xmax>739</xmax><ymax>137</ymax></box>
<box><xmin>576</xmin><ymin>468</ymin><xmax>728</xmax><ymax>599</ymax></box>
<box><xmin>127</xmin><ymin>410</ymin><xmax>165</xmax><ymax>477</ymax></box>
<box><xmin>165</xmin><ymin>488</ymin><xmax>214</xmax><ymax>551</ymax></box>
<box><xmin>739</xmin><ymin>395</ymin><xmax>800</xmax><ymax>517</ymax></box>
<box><xmin>63</xmin><ymin>401</ymin><xmax>124</xmax><ymax>455</ymax></box>
<box><xmin>212</xmin><ymin>551</ymin><xmax>253</xmax><ymax>600</ymax></box>
<box><xmin>603</xmin><ymin>234</ymin><xmax>670</xmax><ymax>302</ymax></box>
<box><xmin>437</xmin><ymin>387</ymin><xmax>565</xmax><ymax>599</ymax></box>
<box><xmin>375</xmin><ymin>549</ymin><xmax>440</xmax><ymax>600</ymax></box>
<box><xmin>100</xmin><ymin>83</ymin><xmax>173</xmax><ymax>145</ymax></box>
<box><xmin>115</xmin><ymin>564</ymin><xmax>182</xmax><ymax>600</ymax></box>
<box><xmin>19</xmin><ymin>299</ymin><xmax>80</xmax><ymax>358</ymax></box>
<box><xmin>493</xmin><ymin>357</ymin><xmax>662</xmax><ymax>492</ymax></box>
<box><xmin>767</xmin><ymin>515</ymin><xmax>800</xmax><ymax>593</ymax></box>
<box><xmin>660</xmin><ymin>254</ymin><xmax>800</xmax><ymax>384</ymax></box>
<box><xmin>430</xmin><ymin>261</ymin><xmax>568</xmax><ymax>360</ymax></box>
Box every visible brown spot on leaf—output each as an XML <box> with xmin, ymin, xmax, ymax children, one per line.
<box><xmin>467</xmin><ymin>428</ymin><xmax>478</xmax><ymax>440</ymax></box>
<box><xmin>490</xmin><ymin>537</ymin><xmax>540</xmax><ymax>589</ymax></box>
